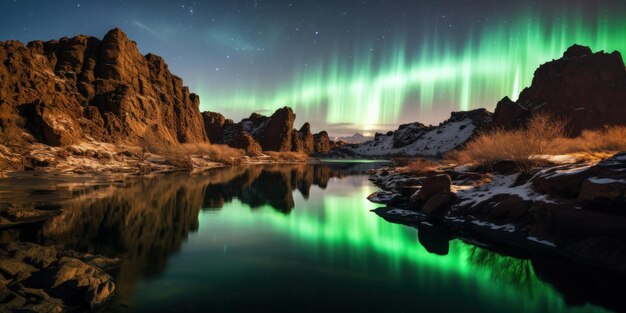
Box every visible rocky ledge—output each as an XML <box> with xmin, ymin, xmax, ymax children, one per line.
<box><xmin>368</xmin><ymin>152</ymin><xmax>626</xmax><ymax>272</ymax></box>
<box><xmin>0</xmin><ymin>242</ymin><xmax>120</xmax><ymax>312</ymax></box>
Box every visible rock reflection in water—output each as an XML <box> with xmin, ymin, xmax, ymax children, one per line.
<box><xmin>0</xmin><ymin>163</ymin><xmax>379</xmax><ymax>307</ymax></box>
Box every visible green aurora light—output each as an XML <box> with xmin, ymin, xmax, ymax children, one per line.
<box><xmin>198</xmin><ymin>10</ymin><xmax>626</xmax><ymax>133</ymax></box>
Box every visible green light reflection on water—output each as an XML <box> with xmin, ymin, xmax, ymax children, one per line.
<box><xmin>134</xmin><ymin>176</ymin><xmax>607</xmax><ymax>313</ymax></box>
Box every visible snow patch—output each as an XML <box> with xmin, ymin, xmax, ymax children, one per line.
<box><xmin>345</xmin><ymin>119</ymin><xmax>476</xmax><ymax>157</ymax></box>
<box><xmin>588</xmin><ymin>177</ymin><xmax>626</xmax><ymax>184</ymax></box>
<box><xmin>527</xmin><ymin>236</ymin><xmax>557</xmax><ymax>247</ymax></box>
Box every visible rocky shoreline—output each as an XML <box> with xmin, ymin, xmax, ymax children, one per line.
<box><xmin>0</xmin><ymin>242</ymin><xmax>120</xmax><ymax>312</ymax></box>
<box><xmin>367</xmin><ymin>152</ymin><xmax>626</xmax><ymax>273</ymax></box>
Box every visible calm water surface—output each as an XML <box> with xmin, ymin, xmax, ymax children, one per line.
<box><xmin>0</xmin><ymin>163</ymin><xmax>611</xmax><ymax>312</ymax></box>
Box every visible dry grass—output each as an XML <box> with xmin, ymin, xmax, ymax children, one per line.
<box><xmin>179</xmin><ymin>143</ymin><xmax>245</xmax><ymax>165</ymax></box>
<box><xmin>449</xmin><ymin>114</ymin><xmax>566</xmax><ymax>173</ymax></box>
<box><xmin>554</xmin><ymin>126</ymin><xmax>626</xmax><ymax>154</ymax></box>
<box><xmin>138</xmin><ymin>131</ymin><xmax>245</xmax><ymax>167</ymax></box>
<box><xmin>263</xmin><ymin>151</ymin><xmax>309</xmax><ymax>162</ymax></box>
<box><xmin>449</xmin><ymin>113</ymin><xmax>626</xmax><ymax>173</ymax></box>
<box><xmin>406</xmin><ymin>158</ymin><xmax>440</xmax><ymax>176</ymax></box>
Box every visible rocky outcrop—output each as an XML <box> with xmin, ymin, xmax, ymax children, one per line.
<box><xmin>369</xmin><ymin>151</ymin><xmax>626</xmax><ymax>273</ymax></box>
<box><xmin>291</xmin><ymin>123</ymin><xmax>314</xmax><ymax>154</ymax></box>
<box><xmin>335</xmin><ymin>108</ymin><xmax>492</xmax><ymax>157</ymax></box>
<box><xmin>494</xmin><ymin>45</ymin><xmax>626</xmax><ymax>135</ymax></box>
<box><xmin>201</xmin><ymin>111</ymin><xmax>227</xmax><ymax>144</ymax></box>
<box><xmin>313</xmin><ymin>131</ymin><xmax>333</xmax><ymax>154</ymax></box>
<box><xmin>252</xmin><ymin>107</ymin><xmax>295</xmax><ymax>151</ymax></box>
<box><xmin>201</xmin><ymin>107</ymin><xmax>334</xmax><ymax>156</ymax></box>
<box><xmin>0</xmin><ymin>243</ymin><xmax>120</xmax><ymax>312</ymax></box>
<box><xmin>532</xmin><ymin>152</ymin><xmax>626</xmax><ymax>211</ymax></box>
<box><xmin>0</xmin><ymin>28</ymin><xmax>207</xmax><ymax>147</ymax></box>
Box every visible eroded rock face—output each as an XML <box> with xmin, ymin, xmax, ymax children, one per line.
<box><xmin>494</xmin><ymin>44</ymin><xmax>626</xmax><ymax>135</ymax></box>
<box><xmin>251</xmin><ymin>107</ymin><xmax>295</xmax><ymax>151</ymax></box>
<box><xmin>292</xmin><ymin>123</ymin><xmax>314</xmax><ymax>154</ymax></box>
<box><xmin>201</xmin><ymin>111</ymin><xmax>226</xmax><ymax>144</ymax></box>
<box><xmin>200</xmin><ymin>107</ymin><xmax>333</xmax><ymax>155</ymax></box>
<box><xmin>313</xmin><ymin>131</ymin><xmax>332</xmax><ymax>154</ymax></box>
<box><xmin>0</xmin><ymin>28</ymin><xmax>207</xmax><ymax>147</ymax></box>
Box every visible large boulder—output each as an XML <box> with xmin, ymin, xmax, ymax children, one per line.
<box><xmin>532</xmin><ymin>152</ymin><xmax>626</xmax><ymax>204</ymax></box>
<box><xmin>421</xmin><ymin>192</ymin><xmax>454</xmax><ymax>217</ymax></box>
<box><xmin>417</xmin><ymin>174</ymin><xmax>452</xmax><ymax>202</ymax></box>
<box><xmin>494</xmin><ymin>44</ymin><xmax>626</xmax><ymax>135</ymax></box>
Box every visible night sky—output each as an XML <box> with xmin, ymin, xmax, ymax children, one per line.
<box><xmin>1</xmin><ymin>0</ymin><xmax>625</xmax><ymax>136</ymax></box>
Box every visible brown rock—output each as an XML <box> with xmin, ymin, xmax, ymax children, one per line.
<box><xmin>0</xmin><ymin>28</ymin><xmax>208</xmax><ymax>147</ymax></box>
<box><xmin>201</xmin><ymin>111</ymin><xmax>227</xmax><ymax>144</ymax></box>
<box><xmin>579</xmin><ymin>177</ymin><xmax>626</xmax><ymax>210</ymax></box>
<box><xmin>421</xmin><ymin>192</ymin><xmax>453</xmax><ymax>217</ymax></box>
<box><xmin>494</xmin><ymin>44</ymin><xmax>626</xmax><ymax>135</ymax></box>
<box><xmin>532</xmin><ymin>152</ymin><xmax>626</xmax><ymax>200</ymax></box>
<box><xmin>292</xmin><ymin>123</ymin><xmax>314</xmax><ymax>154</ymax></box>
<box><xmin>417</xmin><ymin>174</ymin><xmax>451</xmax><ymax>202</ymax></box>
<box><xmin>226</xmin><ymin>129</ymin><xmax>262</xmax><ymax>156</ymax></box>
<box><xmin>252</xmin><ymin>107</ymin><xmax>295</xmax><ymax>151</ymax></box>
<box><xmin>492</xmin><ymin>160</ymin><xmax>519</xmax><ymax>174</ymax></box>
<box><xmin>313</xmin><ymin>131</ymin><xmax>332</xmax><ymax>154</ymax></box>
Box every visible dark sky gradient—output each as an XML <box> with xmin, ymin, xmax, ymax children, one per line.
<box><xmin>1</xmin><ymin>0</ymin><xmax>625</xmax><ymax>135</ymax></box>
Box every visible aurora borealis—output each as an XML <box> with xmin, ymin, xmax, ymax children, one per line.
<box><xmin>199</xmin><ymin>9</ymin><xmax>626</xmax><ymax>134</ymax></box>
<box><xmin>2</xmin><ymin>1</ymin><xmax>625</xmax><ymax>135</ymax></box>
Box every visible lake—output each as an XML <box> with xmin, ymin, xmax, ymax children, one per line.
<box><xmin>0</xmin><ymin>162</ymin><xmax>611</xmax><ymax>312</ymax></box>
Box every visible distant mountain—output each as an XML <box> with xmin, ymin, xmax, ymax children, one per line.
<box><xmin>330</xmin><ymin>109</ymin><xmax>492</xmax><ymax>157</ymax></box>
<box><xmin>334</xmin><ymin>133</ymin><xmax>373</xmax><ymax>144</ymax></box>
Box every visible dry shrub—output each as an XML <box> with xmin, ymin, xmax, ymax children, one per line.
<box><xmin>137</xmin><ymin>130</ymin><xmax>245</xmax><ymax>167</ymax></box>
<box><xmin>264</xmin><ymin>151</ymin><xmax>308</xmax><ymax>162</ymax></box>
<box><xmin>406</xmin><ymin>158</ymin><xmax>440</xmax><ymax>176</ymax></box>
<box><xmin>554</xmin><ymin>126</ymin><xmax>626</xmax><ymax>153</ymax></box>
<box><xmin>179</xmin><ymin>143</ymin><xmax>245</xmax><ymax>165</ymax></box>
<box><xmin>450</xmin><ymin>114</ymin><xmax>566</xmax><ymax>173</ymax></box>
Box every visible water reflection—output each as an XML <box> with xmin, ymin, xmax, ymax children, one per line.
<box><xmin>0</xmin><ymin>163</ymin><xmax>614</xmax><ymax>313</ymax></box>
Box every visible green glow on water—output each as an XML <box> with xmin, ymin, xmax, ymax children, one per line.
<box><xmin>198</xmin><ymin>11</ymin><xmax>626</xmax><ymax>131</ymax></box>
<box><xmin>134</xmin><ymin>177</ymin><xmax>607</xmax><ymax>313</ymax></box>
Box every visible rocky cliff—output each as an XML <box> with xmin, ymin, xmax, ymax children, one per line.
<box><xmin>202</xmin><ymin>107</ymin><xmax>336</xmax><ymax>155</ymax></box>
<box><xmin>494</xmin><ymin>44</ymin><xmax>626</xmax><ymax>135</ymax></box>
<box><xmin>0</xmin><ymin>28</ymin><xmax>207</xmax><ymax>147</ymax></box>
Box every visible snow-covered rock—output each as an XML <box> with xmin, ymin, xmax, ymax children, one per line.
<box><xmin>337</xmin><ymin>109</ymin><xmax>492</xmax><ymax>157</ymax></box>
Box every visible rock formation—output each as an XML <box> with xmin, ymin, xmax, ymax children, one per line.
<box><xmin>493</xmin><ymin>44</ymin><xmax>626</xmax><ymax>135</ymax></box>
<box><xmin>0</xmin><ymin>28</ymin><xmax>207</xmax><ymax>147</ymax></box>
<box><xmin>202</xmin><ymin>107</ymin><xmax>335</xmax><ymax>155</ymax></box>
